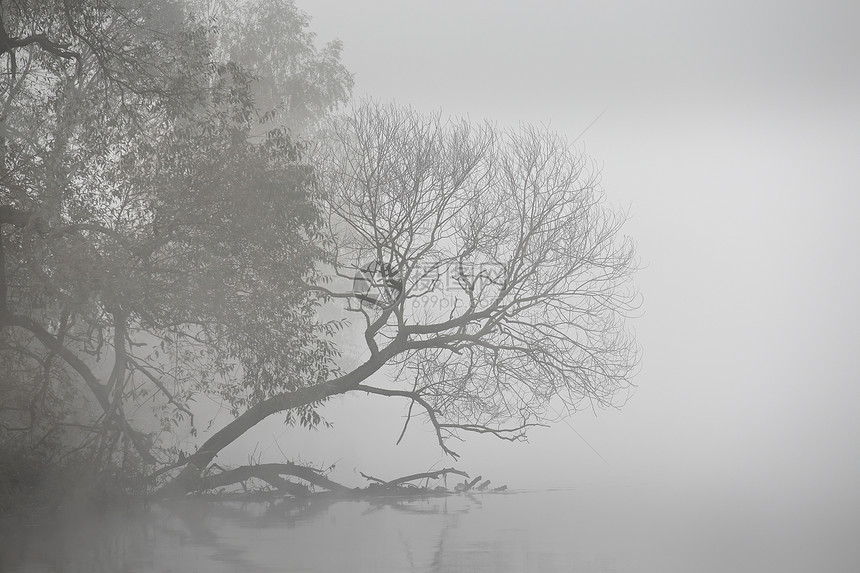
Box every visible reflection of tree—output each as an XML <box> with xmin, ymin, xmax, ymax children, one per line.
<box><xmin>0</xmin><ymin>507</ymin><xmax>154</xmax><ymax>573</ymax></box>
<box><xmin>429</xmin><ymin>507</ymin><xmax>457</xmax><ymax>573</ymax></box>
<box><xmin>163</xmin><ymin>495</ymin><xmax>472</xmax><ymax>573</ymax></box>
<box><xmin>363</xmin><ymin>494</ymin><xmax>480</xmax><ymax>573</ymax></box>
<box><xmin>0</xmin><ymin>494</ymin><xmax>500</xmax><ymax>572</ymax></box>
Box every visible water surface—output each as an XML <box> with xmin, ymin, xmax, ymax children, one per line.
<box><xmin>1</xmin><ymin>488</ymin><xmax>857</xmax><ymax>572</ymax></box>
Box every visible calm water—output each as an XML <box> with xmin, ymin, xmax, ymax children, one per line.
<box><xmin>1</xmin><ymin>488</ymin><xmax>858</xmax><ymax>572</ymax></box>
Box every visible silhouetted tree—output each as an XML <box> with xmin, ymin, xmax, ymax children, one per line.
<box><xmin>162</xmin><ymin>101</ymin><xmax>639</xmax><ymax>495</ymax></box>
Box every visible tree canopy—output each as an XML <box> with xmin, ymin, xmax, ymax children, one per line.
<box><xmin>0</xmin><ymin>0</ymin><xmax>351</xmax><ymax>491</ymax></box>
<box><xmin>311</xmin><ymin>102</ymin><xmax>639</xmax><ymax>456</ymax></box>
<box><xmin>1</xmin><ymin>0</ymin><xmax>637</xmax><ymax>504</ymax></box>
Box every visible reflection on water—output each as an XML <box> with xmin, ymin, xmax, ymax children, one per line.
<box><xmin>1</xmin><ymin>488</ymin><xmax>859</xmax><ymax>572</ymax></box>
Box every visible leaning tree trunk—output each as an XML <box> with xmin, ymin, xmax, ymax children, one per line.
<box><xmin>156</xmin><ymin>349</ymin><xmax>396</xmax><ymax>497</ymax></box>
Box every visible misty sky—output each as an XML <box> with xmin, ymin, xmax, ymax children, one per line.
<box><xmin>213</xmin><ymin>0</ymin><xmax>860</xmax><ymax>511</ymax></box>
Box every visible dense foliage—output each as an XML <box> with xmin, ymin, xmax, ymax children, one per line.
<box><xmin>0</xmin><ymin>0</ymin><xmax>351</xmax><ymax>506</ymax></box>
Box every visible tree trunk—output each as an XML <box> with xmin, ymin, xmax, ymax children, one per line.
<box><xmin>157</xmin><ymin>348</ymin><xmax>397</xmax><ymax>497</ymax></box>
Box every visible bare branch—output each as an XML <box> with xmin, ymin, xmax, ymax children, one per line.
<box><xmin>203</xmin><ymin>463</ymin><xmax>350</xmax><ymax>495</ymax></box>
<box><xmin>1</xmin><ymin>313</ymin><xmax>156</xmax><ymax>464</ymax></box>
<box><xmin>127</xmin><ymin>357</ymin><xmax>194</xmax><ymax>423</ymax></box>
<box><xmin>314</xmin><ymin>101</ymin><xmax>638</xmax><ymax>457</ymax></box>
<box><xmin>358</xmin><ymin>384</ymin><xmax>460</xmax><ymax>459</ymax></box>
<box><xmin>360</xmin><ymin>467</ymin><xmax>469</xmax><ymax>488</ymax></box>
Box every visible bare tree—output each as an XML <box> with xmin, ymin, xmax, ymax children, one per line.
<box><xmin>162</xmin><ymin>101</ymin><xmax>638</xmax><ymax>494</ymax></box>
<box><xmin>315</xmin><ymin>101</ymin><xmax>639</xmax><ymax>455</ymax></box>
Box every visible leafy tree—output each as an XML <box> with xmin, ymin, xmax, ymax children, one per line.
<box><xmin>194</xmin><ymin>0</ymin><xmax>353</xmax><ymax>134</ymax></box>
<box><xmin>1</xmin><ymin>0</ymin><xmax>214</xmax><ymax>468</ymax></box>
<box><xmin>0</xmin><ymin>0</ymin><xmax>350</xmax><ymax>491</ymax></box>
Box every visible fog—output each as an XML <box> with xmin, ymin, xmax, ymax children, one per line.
<box><xmin>200</xmin><ymin>0</ymin><xmax>860</xmax><ymax>535</ymax></box>
<box><xmin>3</xmin><ymin>2</ymin><xmax>859</xmax><ymax>571</ymax></box>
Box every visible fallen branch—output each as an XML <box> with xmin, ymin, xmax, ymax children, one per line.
<box><xmin>156</xmin><ymin>459</ymin><xmax>505</xmax><ymax>501</ymax></box>
<box><xmin>372</xmin><ymin>468</ymin><xmax>470</xmax><ymax>488</ymax></box>
<box><xmin>202</xmin><ymin>463</ymin><xmax>351</xmax><ymax>495</ymax></box>
<box><xmin>463</xmin><ymin>475</ymin><xmax>482</xmax><ymax>491</ymax></box>
<box><xmin>359</xmin><ymin>472</ymin><xmax>387</xmax><ymax>485</ymax></box>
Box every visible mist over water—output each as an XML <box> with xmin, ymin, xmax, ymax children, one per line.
<box><xmin>3</xmin><ymin>486</ymin><xmax>858</xmax><ymax>572</ymax></box>
<box><xmin>3</xmin><ymin>1</ymin><xmax>858</xmax><ymax>571</ymax></box>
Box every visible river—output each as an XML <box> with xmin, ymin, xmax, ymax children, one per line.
<box><xmin>1</xmin><ymin>487</ymin><xmax>858</xmax><ymax>572</ymax></box>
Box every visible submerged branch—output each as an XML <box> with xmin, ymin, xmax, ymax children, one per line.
<box><xmin>361</xmin><ymin>467</ymin><xmax>469</xmax><ymax>488</ymax></box>
<box><xmin>202</xmin><ymin>463</ymin><xmax>351</xmax><ymax>495</ymax></box>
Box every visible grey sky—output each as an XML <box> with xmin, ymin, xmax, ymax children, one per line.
<box><xmin>304</xmin><ymin>0</ymin><xmax>859</xmax><ymax>110</ymax></box>
<box><xmin>214</xmin><ymin>0</ymin><xmax>860</xmax><ymax>512</ymax></box>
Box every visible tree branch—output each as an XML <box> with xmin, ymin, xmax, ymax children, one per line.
<box><xmin>358</xmin><ymin>385</ymin><xmax>461</xmax><ymax>459</ymax></box>
<box><xmin>202</xmin><ymin>463</ymin><xmax>349</xmax><ymax>495</ymax></box>
<box><xmin>0</xmin><ymin>312</ymin><xmax>156</xmax><ymax>464</ymax></box>
<box><xmin>127</xmin><ymin>357</ymin><xmax>194</xmax><ymax>424</ymax></box>
<box><xmin>0</xmin><ymin>206</ymin><xmax>46</xmax><ymax>230</ymax></box>
<box><xmin>158</xmin><ymin>343</ymin><xmax>408</xmax><ymax>497</ymax></box>
<box><xmin>0</xmin><ymin>19</ymin><xmax>81</xmax><ymax>64</ymax></box>
<box><xmin>361</xmin><ymin>467</ymin><xmax>469</xmax><ymax>488</ymax></box>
